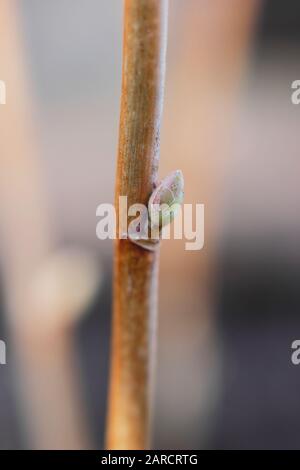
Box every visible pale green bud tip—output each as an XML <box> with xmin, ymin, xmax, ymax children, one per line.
<box><xmin>129</xmin><ymin>170</ymin><xmax>184</xmax><ymax>251</ymax></box>
<box><xmin>148</xmin><ymin>170</ymin><xmax>184</xmax><ymax>229</ymax></box>
<box><xmin>149</xmin><ymin>170</ymin><xmax>184</xmax><ymax>209</ymax></box>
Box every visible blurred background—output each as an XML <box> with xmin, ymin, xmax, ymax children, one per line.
<box><xmin>0</xmin><ymin>0</ymin><xmax>300</xmax><ymax>449</ymax></box>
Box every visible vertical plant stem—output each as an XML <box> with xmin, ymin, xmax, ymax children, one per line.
<box><xmin>106</xmin><ymin>0</ymin><xmax>168</xmax><ymax>450</ymax></box>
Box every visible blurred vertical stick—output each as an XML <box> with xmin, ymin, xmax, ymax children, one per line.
<box><xmin>0</xmin><ymin>0</ymin><xmax>92</xmax><ymax>449</ymax></box>
<box><xmin>106</xmin><ymin>0</ymin><xmax>168</xmax><ymax>450</ymax></box>
<box><xmin>156</xmin><ymin>0</ymin><xmax>260</xmax><ymax>448</ymax></box>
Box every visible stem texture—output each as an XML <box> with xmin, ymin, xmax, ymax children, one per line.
<box><xmin>106</xmin><ymin>0</ymin><xmax>168</xmax><ymax>450</ymax></box>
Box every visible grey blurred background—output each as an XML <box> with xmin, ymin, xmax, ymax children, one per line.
<box><xmin>0</xmin><ymin>0</ymin><xmax>300</xmax><ymax>449</ymax></box>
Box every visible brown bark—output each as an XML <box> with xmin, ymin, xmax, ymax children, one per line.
<box><xmin>106</xmin><ymin>0</ymin><xmax>168</xmax><ymax>450</ymax></box>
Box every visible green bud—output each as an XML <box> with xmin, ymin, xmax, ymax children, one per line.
<box><xmin>129</xmin><ymin>170</ymin><xmax>184</xmax><ymax>251</ymax></box>
<box><xmin>148</xmin><ymin>170</ymin><xmax>184</xmax><ymax>229</ymax></box>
